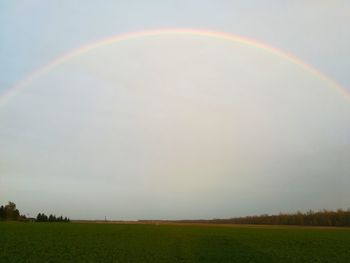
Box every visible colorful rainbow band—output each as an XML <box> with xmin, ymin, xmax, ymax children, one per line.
<box><xmin>1</xmin><ymin>28</ymin><xmax>349</xmax><ymax>105</ymax></box>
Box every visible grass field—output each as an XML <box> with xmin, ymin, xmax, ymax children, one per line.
<box><xmin>1</xmin><ymin>222</ymin><xmax>350</xmax><ymax>262</ymax></box>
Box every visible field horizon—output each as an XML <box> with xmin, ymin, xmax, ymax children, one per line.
<box><xmin>71</xmin><ymin>219</ymin><xmax>350</xmax><ymax>229</ymax></box>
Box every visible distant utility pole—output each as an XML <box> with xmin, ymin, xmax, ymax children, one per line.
<box><xmin>105</xmin><ymin>216</ymin><xmax>107</xmax><ymax>222</ymax></box>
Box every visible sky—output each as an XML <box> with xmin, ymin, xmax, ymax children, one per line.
<box><xmin>1</xmin><ymin>1</ymin><xmax>350</xmax><ymax>220</ymax></box>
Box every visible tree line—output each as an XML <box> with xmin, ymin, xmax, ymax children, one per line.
<box><xmin>177</xmin><ymin>209</ymin><xmax>350</xmax><ymax>227</ymax></box>
<box><xmin>36</xmin><ymin>213</ymin><xmax>70</xmax><ymax>222</ymax></box>
<box><xmin>0</xmin><ymin>201</ymin><xmax>70</xmax><ymax>223</ymax></box>
<box><xmin>224</xmin><ymin>209</ymin><xmax>350</xmax><ymax>227</ymax></box>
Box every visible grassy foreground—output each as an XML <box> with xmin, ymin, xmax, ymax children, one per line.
<box><xmin>1</xmin><ymin>222</ymin><xmax>350</xmax><ymax>262</ymax></box>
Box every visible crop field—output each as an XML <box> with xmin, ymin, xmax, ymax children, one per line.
<box><xmin>1</xmin><ymin>222</ymin><xmax>350</xmax><ymax>262</ymax></box>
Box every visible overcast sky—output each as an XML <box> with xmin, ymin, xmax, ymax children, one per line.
<box><xmin>1</xmin><ymin>1</ymin><xmax>350</xmax><ymax>220</ymax></box>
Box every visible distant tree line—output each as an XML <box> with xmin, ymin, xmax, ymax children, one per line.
<box><xmin>0</xmin><ymin>201</ymin><xmax>70</xmax><ymax>223</ymax></box>
<box><xmin>225</xmin><ymin>209</ymin><xmax>350</xmax><ymax>227</ymax></box>
<box><xmin>177</xmin><ymin>209</ymin><xmax>350</xmax><ymax>227</ymax></box>
<box><xmin>36</xmin><ymin>213</ymin><xmax>70</xmax><ymax>222</ymax></box>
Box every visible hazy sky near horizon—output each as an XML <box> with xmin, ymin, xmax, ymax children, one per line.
<box><xmin>1</xmin><ymin>1</ymin><xmax>350</xmax><ymax>220</ymax></box>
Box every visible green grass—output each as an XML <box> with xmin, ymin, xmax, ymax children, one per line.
<box><xmin>1</xmin><ymin>222</ymin><xmax>350</xmax><ymax>262</ymax></box>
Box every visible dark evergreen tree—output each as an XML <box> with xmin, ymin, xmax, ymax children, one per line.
<box><xmin>0</xmin><ymin>205</ymin><xmax>4</xmax><ymax>220</ymax></box>
<box><xmin>36</xmin><ymin>213</ymin><xmax>42</xmax><ymax>222</ymax></box>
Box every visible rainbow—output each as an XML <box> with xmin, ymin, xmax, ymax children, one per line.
<box><xmin>1</xmin><ymin>28</ymin><xmax>349</xmax><ymax>105</ymax></box>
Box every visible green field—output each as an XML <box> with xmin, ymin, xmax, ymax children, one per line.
<box><xmin>1</xmin><ymin>222</ymin><xmax>350</xmax><ymax>262</ymax></box>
